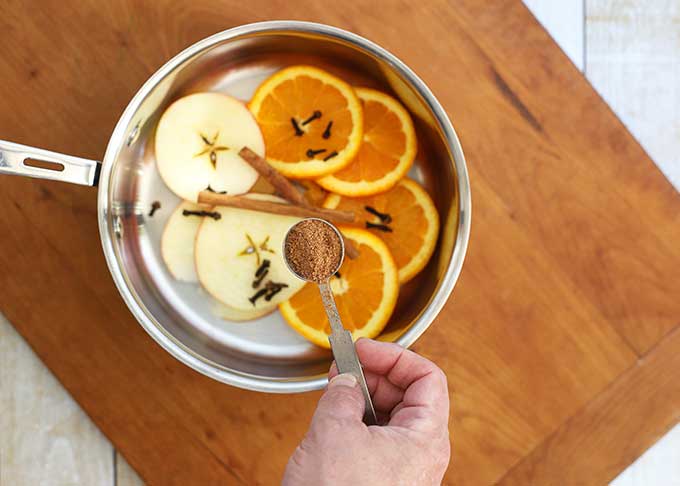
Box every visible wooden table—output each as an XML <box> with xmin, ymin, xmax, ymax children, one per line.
<box><xmin>0</xmin><ymin>0</ymin><xmax>678</xmax><ymax>484</ymax></box>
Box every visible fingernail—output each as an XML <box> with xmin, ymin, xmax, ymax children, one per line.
<box><xmin>329</xmin><ymin>373</ymin><xmax>357</xmax><ymax>389</ymax></box>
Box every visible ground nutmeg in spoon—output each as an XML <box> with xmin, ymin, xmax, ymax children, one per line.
<box><xmin>285</xmin><ymin>219</ymin><xmax>343</xmax><ymax>282</ymax></box>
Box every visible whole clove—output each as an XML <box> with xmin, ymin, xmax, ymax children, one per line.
<box><xmin>206</xmin><ymin>186</ymin><xmax>227</xmax><ymax>194</ymax></box>
<box><xmin>301</xmin><ymin>110</ymin><xmax>322</xmax><ymax>126</ymax></box>
<box><xmin>306</xmin><ymin>148</ymin><xmax>327</xmax><ymax>158</ymax></box>
<box><xmin>323</xmin><ymin>151</ymin><xmax>338</xmax><ymax>162</ymax></box>
<box><xmin>255</xmin><ymin>259</ymin><xmax>271</xmax><ymax>277</ymax></box>
<box><xmin>365</xmin><ymin>221</ymin><xmax>393</xmax><ymax>232</ymax></box>
<box><xmin>182</xmin><ymin>209</ymin><xmax>221</xmax><ymax>220</ymax></box>
<box><xmin>264</xmin><ymin>281</ymin><xmax>289</xmax><ymax>301</ymax></box>
<box><xmin>291</xmin><ymin>118</ymin><xmax>304</xmax><ymax>136</ymax></box>
<box><xmin>364</xmin><ymin>205</ymin><xmax>392</xmax><ymax>224</ymax></box>
<box><xmin>322</xmin><ymin>121</ymin><xmax>333</xmax><ymax>139</ymax></box>
<box><xmin>252</xmin><ymin>259</ymin><xmax>271</xmax><ymax>288</ymax></box>
<box><xmin>252</xmin><ymin>269</ymin><xmax>269</xmax><ymax>288</ymax></box>
<box><xmin>248</xmin><ymin>288</ymin><xmax>269</xmax><ymax>306</ymax></box>
<box><xmin>148</xmin><ymin>201</ymin><xmax>161</xmax><ymax>217</ymax></box>
<box><xmin>264</xmin><ymin>286</ymin><xmax>283</xmax><ymax>301</ymax></box>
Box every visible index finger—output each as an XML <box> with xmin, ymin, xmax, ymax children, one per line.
<box><xmin>355</xmin><ymin>339</ymin><xmax>449</xmax><ymax>431</ymax></box>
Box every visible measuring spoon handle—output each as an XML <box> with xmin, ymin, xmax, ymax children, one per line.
<box><xmin>318</xmin><ymin>282</ymin><xmax>378</xmax><ymax>426</ymax></box>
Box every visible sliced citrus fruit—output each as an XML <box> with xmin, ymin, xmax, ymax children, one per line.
<box><xmin>323</xmin><ymin>178</ymin><xmax>439</xmax><ymax>283</ymax></box>
<box><xmin>248</xmin><ymin>65</ymin><xmax>363</xmax><ymax>179</ymax></box>
<box><xmin>316</xmin><ymin>87</ymin><xmax>417</xmax><ymax>196</ymax></box>
<box><xmin>298</xmin><ymin>180</ymin><xmax>328</xmax><ymax>207</ymax></box>
<box><xmin>279</xmin><ymin>227</ymin><xmax>398</xmax><ymax>348</ymax></box>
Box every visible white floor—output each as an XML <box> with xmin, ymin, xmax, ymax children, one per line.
<box><xmin>1</xmin><ymin>2</ymin><xmax>679</xmax><ymax>485</ymax></box>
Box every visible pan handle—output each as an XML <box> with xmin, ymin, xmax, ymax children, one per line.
<box><xmin>0</xmin><ymin>140</ymin><xmax>101</xmax><ymax>187</ymax></box>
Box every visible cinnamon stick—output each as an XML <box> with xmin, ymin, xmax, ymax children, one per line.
<box><xmin>339</xmin><ymin>232</ymin><xmax>360</xmax><ymax>260</ymax></box>
<box><xmin>197</xmin><ymin>192</ymin><xmax>356</xmax><ymax>224</ymax></box>
<box><xmin>239</xmin><ymin>147</ymin><xmax>307</xmax><ymax>206</ymax></box>
<box><xmin>238</xmin><ymin>146</ymin><xmax>360</xmax><ymax>259</ymax></box>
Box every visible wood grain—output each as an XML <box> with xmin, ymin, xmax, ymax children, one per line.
<box><xmin>498</xmin><ymin>327</ymin><xmax>680</xmax><ymax>485</ymax></box>
<box><xmin>0</xmin><ymin>316</ymin><xmax>113</xmax><ymax>485</ymax></box>
<box><xmin>442</xmin><ymin>0</ymin><xmax>680</xmax><ymax>355</ymax></box>
<box><xmin>421</xmin><ymin>180</ymin><xmax>635</xmax><ymax>484</ymax></box>
<box><xmin>0</xmin><ymin>1</ymin><xmax>679</xmax><ymax>485</ymax></box>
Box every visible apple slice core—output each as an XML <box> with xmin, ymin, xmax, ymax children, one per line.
<box><xmin>155</xmin><ymin>93</ymin><xmax>264</xmax><ymax>201</ymax></box>
<box><xmin>195</xmin><ymin>195</ymin><xmax>306</xmax><ymax>311</ymax></box>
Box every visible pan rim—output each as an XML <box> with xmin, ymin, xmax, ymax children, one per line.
<box><xmin>96</xmin><ymin>20</ymin><xmax>471</xmax><ymax>393</ymax></box>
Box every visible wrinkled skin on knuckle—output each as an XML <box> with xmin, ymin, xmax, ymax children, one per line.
<box><xmin>311</xmin><ymin>416</ymin><xmax>356</xmax><ymax>445</ymax></box>
<box><xmin>286</xmin><ymin>427</ymin><xmax>450</xmax><ymax>486</ymax></box>
<box><xmin>409</xmin><ymin>449</ymin><xmax>450</xmax><ymax>486</ymax></box>
<box><xmin>323</xmin><ymin>387</ymin><xmax>365</xmax><ymax>413</ymax></box>
<box><xmin>427</xmin><ymin>427</ymin><xmax>450</xmax><ymax>467</ymax></box>
<box><xmin>405</xmin><ymin>429</ymin><xmax>451</xmax><ymax>484</ymax></box>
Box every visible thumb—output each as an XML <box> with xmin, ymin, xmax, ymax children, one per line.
<box><xmin>311</xmin><ymin>373</ymin><xmax>365</xmax><ymax>428</ymax></box>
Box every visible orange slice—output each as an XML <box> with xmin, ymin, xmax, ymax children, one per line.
<box><xmin>298</xmin><ymin>180</ymin><xmax>328</xmax><ymax>207</ymax></box>
<box><xmin>279</xmin><ymin>227</ymin><xmax>398</xmax><ymax>348</ymax></box>
<box><xmin>323</xmin><ymin>178</ymin><xmax>439</xmax><ymax>283</ymax></box>
<box><xmin>316</xmin><ymin>87</ymin><xmax>417</xmax><ymax>196</ymax></box>
<box><xmin>248</xmin><ymin>66</ymin><xmax>363</xmax><ymax>179</ymax></box>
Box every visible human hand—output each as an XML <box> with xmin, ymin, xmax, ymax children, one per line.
<box><xmin>282</xmin><ymin>339</ymin><xmax>450</xmax><ymax>486</ymax></box>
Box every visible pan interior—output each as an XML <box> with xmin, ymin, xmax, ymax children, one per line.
<box><xmin>104</xmin><ymin>27</ymin><xmax>459</xmax><ymax>387</ymax></box>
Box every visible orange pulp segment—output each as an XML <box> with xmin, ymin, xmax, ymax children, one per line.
<box><xmin>279</xmin><ymin>227</ymin><xmax>398</xmax><ymax>348</ymax></box>
<box><xmin>323</xmin><ymin>178</ymin><xmax>439</xmax><ymax>283</ymax></box>
<box><xmin>248</xmin><ymin>65</ymin><xmax>363</xmax><ymax>179</ymax></box>
<box><xmin>316</xmin><ymin>87</ymin><xmax>416</xmax><ymax>196</ymax></box>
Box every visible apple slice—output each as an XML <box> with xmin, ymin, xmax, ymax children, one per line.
<box><xmin>195</xmin><ymin>195</ymin><xmax>306</xmax><ymax>311</ymax></box>
<box><xmin>161</xmin><ymin>201</ymin><xmax>207</xmax><ymax>282</ymax></box>
<box><xmin>212</xmin><ymin>300</ymin><xmax>276</xmax><ymax>322</ymax></box>
<box><xmin>155</xmin><ymin>92</ymin><xmax>265</xmax><ymax>201</ymax></box>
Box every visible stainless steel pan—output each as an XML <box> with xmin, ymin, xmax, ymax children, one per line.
<box><xmin>0</xmin><ymin>21</ymin><xmax>470</xmax><ymax>393</ymax></box>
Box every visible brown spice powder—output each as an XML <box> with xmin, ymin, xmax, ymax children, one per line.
<box><xmin>285</xmin><ymin>219</ymin><xmax>342</xmax><ymax>282</ymax></box>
